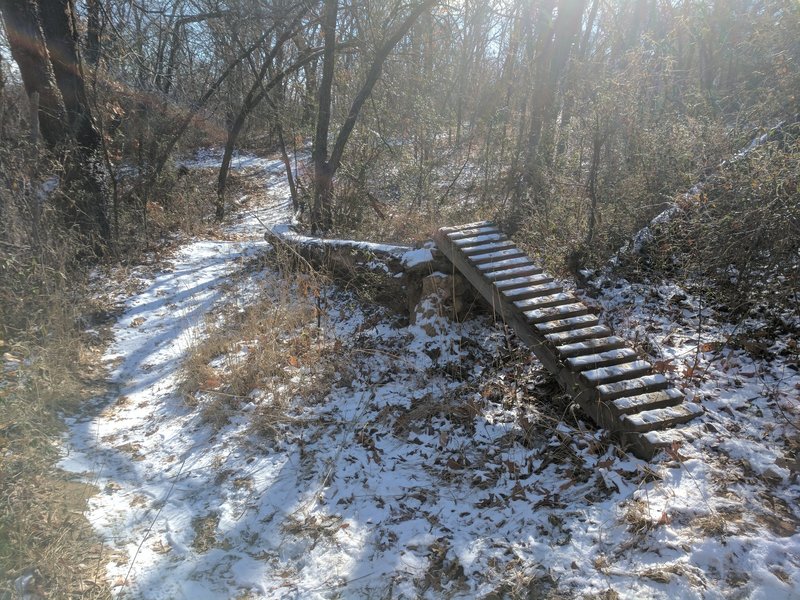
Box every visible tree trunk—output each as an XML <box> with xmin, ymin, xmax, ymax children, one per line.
<box><xmin>0</xmin><ymin>0</ymin><xmax>68</xmax><ymax>147</ymax></box>
<box><xmin>312</xmin><ymin>0</ymin><xmax>437</xmax><ymax>233</ymax></box>
<box><xmin>311</xmin><ymin>0</ymin><xmax>338</xmax><ymax>234</ymax></box>
<box><xmin>85</xmin><ymin>0</ymin><xmax>101</xmax><ymax>66</ymax></box>
<box><xmin>586</xmin><ymin>125</ymin><xmax>603</xmax><ymax>245</ymax></box>
<box><xmin>1</xmin><ymin>0</ymin><xmax>109</xmax><ymax>247</ymax></box>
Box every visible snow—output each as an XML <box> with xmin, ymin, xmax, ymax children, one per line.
<box><xmin>60</xmin><ymin>150</ymin><xmax>800</xmax><ymax>598</ymax></box>
<box><xmin>270</xmin><ymin>225</ymin><xmax>411</xmax><ymax>257</ymax></box>
<box><xmin>400</xmin><ymin>247</ymin><xmax>434</xmax><ymax>268</ymax></box>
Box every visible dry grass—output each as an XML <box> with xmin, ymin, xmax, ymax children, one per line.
<box><xmin>0</xmin><ymin>144</ymin><xmax>115</xmax><ymax>596</ymax></box>
<box><xmin>0</xmin><ymin>145</ymin><xmax>241</xmax><ymax>598</ymax></box>
<box><xmin>181</xmin><ymin>257</ymin><xmax>342</xmax><ymax>438</ymax></box>
<box><xmin>0</xmin><ymin>322</ymin><xmax>114</xmax><ymax>598</ymax></box>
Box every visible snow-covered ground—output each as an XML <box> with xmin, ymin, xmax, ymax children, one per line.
<box><xmin>61</xmin><ymin>151</ymin><xmax>800</xmax><ymax>599</ymax></box>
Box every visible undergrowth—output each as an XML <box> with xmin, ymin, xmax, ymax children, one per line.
<box><xmin>628</xmin><ymin>127</ymin><xmax>800</xmax><ymax>320</ymax></box>
<box><xmin>180</xmin><ymin>250</ymin><xmax>342</xmax><ymax>437</ymax></box>
<box><xmin>0</xmin><ymin>313</ymin><xmax>112</xmax><ymax>598</ymax></box>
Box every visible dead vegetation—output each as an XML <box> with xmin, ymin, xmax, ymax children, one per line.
<box><xmin>0</xmin><ymin>315</ymin><xmax>113</xmax><ymax>598</ymax></box>
<box><xmin>0</xmin><ymin>148</ymin><xmax>261</xmax><ymax>598</ymax></box>
<box><xmin>180</xmin><ymin>254</ymin><xmax>343</xmax><ymax>438</ymax></box>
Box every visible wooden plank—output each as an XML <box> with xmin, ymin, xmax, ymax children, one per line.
<box><xmin>581</xmin><ymin>361</ymin><xmax>652</xmax><ymax>386</ymax></box>
<box><xmin>444</xmin><ymin>224</ymin><xmax>498</xmax><ymax>240</ymax></box>
<box><xmin>477</xmin><ymin>256</ymin><xmax>534</xmax><ymax>272</ymax></box>
<box><xmin>494</xmin><ymin>269</ymin><xmax>555</xmax><ymax>292</ymax></box>
<box><xmin>596</xmin><ymin>374</ymin><xmax>669</xmax><ymax>401</ymax></box>
<box><xmin>453</xmin><ymin>233</ymin><xmax>507</xmax><ymax>247</ymax></box>
<box><xmin>514</xmin><ymin>292</ymin><xmax>576</xmax><ymax>311</ymax></box>
<box><xmin>544</xmin><ymin>325</ymin><xmax>612</xmax><ymax>345</ymax></box>
<box><xmin>470</xmin><ymin>248</ymin><xmax>528</xmax><ymax>265</ymax></box>
<box><xmin>502</xmin><ymin>283</ymin><xmax>564</xmax><ymax>301</ymax></box>
<box><xmin>534</xmin><ymin>314</ymin><xmax>600</xmax><ymax>334</ymax></box>
<box><xmin>440</xmin><ymin>220</ymin><xmax>494</xmax><ymax>233</ymax></box>
<box><xmin>566</xmin><ymin>348</ymin><xmax>639</xmax><ymax>371</ymax></box>
<box><xmin>486</xmin><ymin>268</ymin><xmax>547</xmax><ymax>282</ymax></box>
<box><xmin>524</xmin><ymin>303</ymin><xmax>588</xmax><ymax>324</ymax></box>
<box><xmin>611</xmin><ymin>388</ymin><xmax>684</xmax><ymax>415</ymax></box>
<box><xmin>621</xmin><ymin>403</ymin><xmax>703</xmax><ymax>432</ymax></box>
<box><xmin>556</xmin><ymin>336</ymin><xmax>627</xmax><ymax>359</ymax></box>
<box><xmin>462</xmin><ymin>240</ymin><xmax>516</xmax><ymax>255</ymax></box>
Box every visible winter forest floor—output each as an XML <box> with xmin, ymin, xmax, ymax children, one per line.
<box><xmin>53</xmin><ymin>151</ymin><xmax>800</xmax><ymax>599</ymax></box>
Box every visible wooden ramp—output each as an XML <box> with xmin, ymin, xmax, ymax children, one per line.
<box><xmin>434</xmin><ymin>221</ymin><xmax>702</xmax><ymax>459</ymax></box>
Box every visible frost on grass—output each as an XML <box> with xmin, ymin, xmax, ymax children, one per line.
<box><xmin>60</xmin><ymin>151</ymin><xmax>800</xmax><ymax>599</ymax></box>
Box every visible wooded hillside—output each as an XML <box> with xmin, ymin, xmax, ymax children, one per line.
<box><xmin>1</xmin><ymin>1</ymin><xmax>798</xmax><ymax>597</ymax></box>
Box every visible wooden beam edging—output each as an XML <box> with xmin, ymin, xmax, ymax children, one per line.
<box><xmin>434</xmin><ymin>221</ymin><xmax>702</xmax><ymax>460</ymax></box>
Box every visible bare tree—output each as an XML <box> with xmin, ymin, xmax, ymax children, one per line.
<box><xmin>311</xmin><ymin>0</ymin><xmax>438</xmax><ymax>232</ymax></box>
<box><xmin>1</xmin><ymin>0</ymin><xmax>110</xmax><ymax>247</ymax></box>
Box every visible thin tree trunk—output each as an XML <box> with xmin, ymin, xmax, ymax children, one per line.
<box><xmin>312</xmin><ymin>0</ymin><xmax>437</xmax><ymax>233</ymax></box>
<box><xmin>586</xmin><ymin>126</ymin><xmax>603</xmax><ymax>245</ymax></box>
<box><xmin>311</xmin><ymin>0</ymin><xmax>338</xmax><ymax>233</ymax></box>
<box><xmin>85</xmin><ymin>0</ymin><xmax>101</xmax><ymax>66</ymax></box>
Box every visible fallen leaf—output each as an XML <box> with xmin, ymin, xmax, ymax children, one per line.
<box><xmin>653</xmin><ymin>359</ymin><xmax>677</xmax><ymax>374</ymax></box>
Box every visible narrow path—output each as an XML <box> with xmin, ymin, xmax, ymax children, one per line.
<box><xmin>60</xmin><ymin>153</ymin><xmax>293</xmax><ymax>598</ymax></box>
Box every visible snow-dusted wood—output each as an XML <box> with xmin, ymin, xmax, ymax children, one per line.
<box><xmin>435</xmin><ymin>221</ymin><xmax>703</xmax><ymax>460</ymax></box>
<box><xmin>556</xmin><ymin>336</ymin><xmax>627</xmax><ymax>358</ymax></box>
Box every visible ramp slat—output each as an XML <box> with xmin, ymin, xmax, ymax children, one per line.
<box><xmin>525</xmin><ymin>303</ymin><xmax>589</xmax><ymax>324</ymax></box>
<box><xmin>454</xmin><ymin>233</ymin><xmax>508</xmax><ymax>247</ymax></box>
<box><xmin>514</xmin><ymin>292</ymin><xmax>576</xmax><ymax>311</ymax></box>
<box><xmin>556</xmin><ymin>336</ymin><xmax>627</xmax><ymax>358</ymax></box>
<box><xmin>566</xmin><ymin>348</ymin><xmax>639</xmax><ymax>371</ymax></box>
<box><xmin>494</xmin><ymin>273</ymin><xmax>552</xmax><ymax>288</ymax></box>
<box><xmin>462</xmin><ymin>241</ymin><xmax>517</xmax><ymax>255</ymax></box>
<box><xmin>502</xmin><ymin>283</ymin><xmax>564</xmax><ymax>301</ymax></box>
<box><xmin>621</xmin><ymin>404</ymin><xmax>703</xmax><ymax>432</ymax></box>
<box><xmin>596</xmin><ymin>375</ymin><xmax>669</xmax><ymax>401</ymax></box>
<box><xmin>534</xmin><ymin>314</ymin><xmax>599</xmax><ymax>333</ymax></box>
<box><xmin>477</xmin><ymin>256</ymin><xmax>534</xmax><ymax>272</ymax></box>
<box><xmin>471</xmin><ymin>248</ymin><xmax>528</xmax><ymax>264</ymax></box>
<box><xmin>544</xmin><ymin>326</ymin><xmax>613</xmax><ymax>345</ymax></box>
<box><xmin>611</xmin><ymin>388</ymin><xmax>684</xmax><ymax>415</ymax></box>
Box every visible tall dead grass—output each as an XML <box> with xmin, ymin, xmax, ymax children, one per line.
<box><xmin>0</xmin><ymin>294</ymin><xmax>113</xmax><ymax>598</ymax></box>
<box><xmin>0</xmin><ymin>141</ymin><xmax>114</xmax><ymax>597</ymax></box>
<box><xmin>181</xmin><ymin>251</ymin><xmax>342</xmax><ymax>437</ymax></box>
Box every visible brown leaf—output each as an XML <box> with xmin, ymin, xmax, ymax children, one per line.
<box><xmin>204</xmin><ymin>375</ymin><xmax>222</xmax><ymax>389</ymax></box>
<box><xmin>447</xmin><ymin>457</ymin><xmax>462</xmax><ymax>470</ymax></box>
<box><xmin>665</xmin><ymin>441</ymin><xmax>688</xmax><ymax>462</ymax></box>
<box><xmin>510</xmin><ymin>481</ymin><xmax>527</xmax><ymax>501</ymax></box>
<box><xmin>653</xmin><ymin>359</ymin><xmax>677</xmax><ymax>374</ymax></box>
